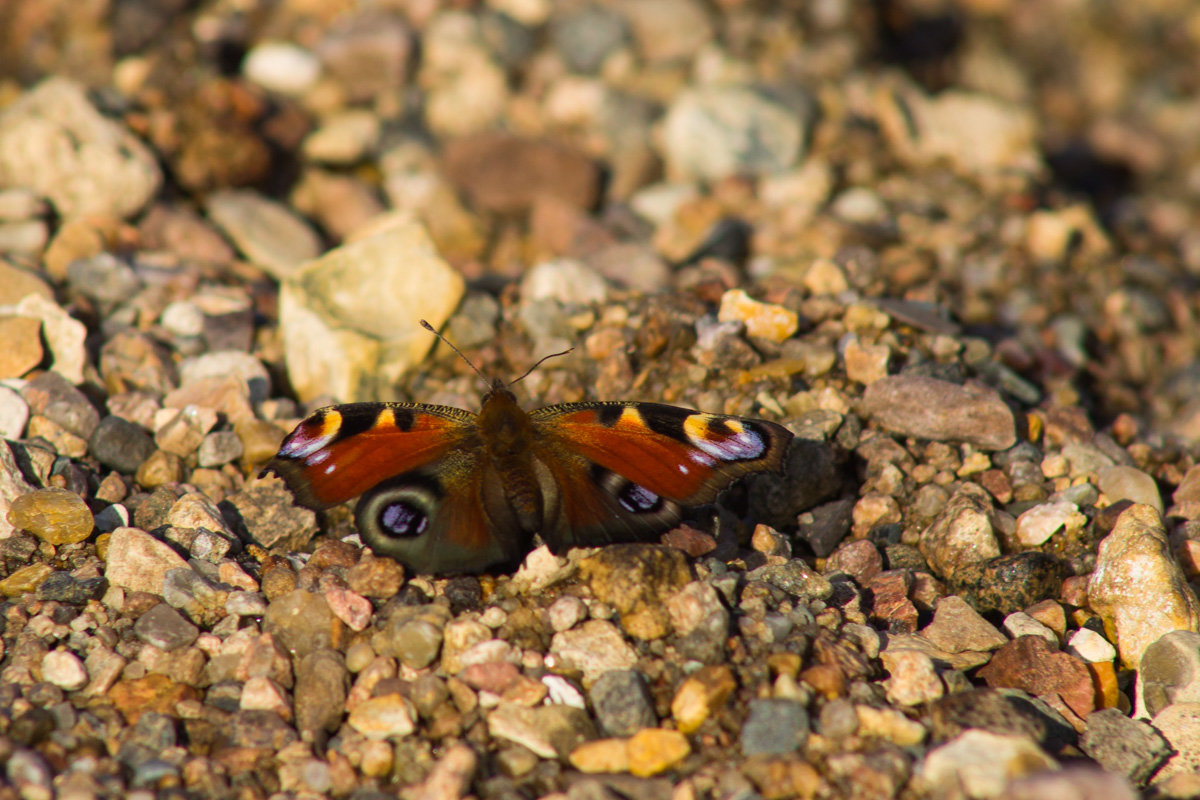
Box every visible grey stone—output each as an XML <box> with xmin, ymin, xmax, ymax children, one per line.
<box><xmin>133</xmin><ymin>603</ymin><xmax>200</xmax><ymax>652</ymax></box>
<box><xmin>589</xmin><ymin>669</ymin><xmax>657</xmax><ymax>737</ymax></box>
<box><xmin>90</xmin><ymin>415</ymin><xmax>156</xmax><ymax>473</ymax></box>
<box><xmin>1080</xmin><ymin>708</ymin><xmax>1170</xmax><ymax>787</ymax></box>
<box><xmin>741</xmin><ymin>698</ymin><xmax>809</xmax><ymax>756</ymax></box>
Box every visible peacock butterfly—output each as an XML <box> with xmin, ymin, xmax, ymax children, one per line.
<box><xmin>264</xmin><ymin>321</ymin><xmax>794</xmax><ymax>574</ymax></box>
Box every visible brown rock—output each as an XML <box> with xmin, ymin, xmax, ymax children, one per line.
<box><xmin>977</xmin><ymin>636</ymin><xmax>1096</xmax><ymax>719</ymax></box>
<box><xmin>441</xmin><ymin>133</ymin><xmax>602</xmax><ymax>214</ymax></box>
<box><xmin>918</xmin><ymin>482</ymin><xmax>1001</xmax><ymax>584</ymax></box>
<box><xmin>346</xmin><ymin>552</ymin><xmax>405</xmax><ymax>598</ymax></box>
<box><xmin>862</xmin><ymin>375</ymin><xmax>1016</xmax><ymax>450</ymax></box>
<box><xmin>867</xmin><ymin>570</ymin><xmax>919</xmax><ymax>633</ymax></box>
<box><xmin>671</xmin><ymin>664</ymin><xmax>738</xmax><ymax>734</ymax></box>
<box><xmin>0</xmin><ymin>315</ymin><xmax>43</xmax><ymax>378</ymax></box>
<box><xmin>109</xmin><ymin>673</ymin><xmax>200</xmax><ymax>723</ymax></box>
<box><xmin>579</xmin><ymin>544</ymin><xmax>693</xmax><ymax>640</ymax></box>
<box><xmin>921</xmin><ymin>595</ymin><xmax>1008</xmax><ymax>653</ymax></box>
<box><xmin>826</xmin><ymin>539</ymin><xmax>883</xmax><ymax>584</ymax></box>
<box><xmin>294</xmin><ymin>649</ymin><xmax>348</xmax><ymax>738</ymax></box>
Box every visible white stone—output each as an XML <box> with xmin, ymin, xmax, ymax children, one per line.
<box><xmin>42</xmin><ymin>649</ymin><xmax>88</xmax><ymax>690</ymax></box>
<box><xmin>1066</xmin><ymin>628</ymin><xmax>1117</xmax><ymax>664</ymax></box>
<box><xmin>1002</xmin><ymin>612</ymin><xmax>1059</xmax><ymax>645</ymax></box>
<box><xmin>303</xmin><ymin>110</ymin><xmax>381</xmax><ymax>165</ymax></box>
<box><xmin>661</xmin><ymin>87</ymin><xmax>806</xmax><ymax>182</ymax></box>
<box><xmin>521</xmin><ymin>260</ymin><xmax>608</xmax><ymax>307</ymax></box>
<box><xmin>1015</xmin><ymin>500</ymin><xmax>1082</xmax><ymax>546</ymax></box>
<box><xmin>16</xmin><ymin>294</ymin><xmax>87</xmax><ymax>384</ymax></box>
<box><xmin>0</xmin><ymin>384</ymin><xmax>29</xmax><ymax>440</ymax></box>
<box><xmin>243</xmin><ymin>42</ymin><xmax>322</xmax><ymax>96</ymax></box>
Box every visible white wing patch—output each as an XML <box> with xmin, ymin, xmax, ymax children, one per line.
<box><xmin>685</xmin><ymin>415</ymin><xmax>766</xmax><ymax>462</ymax></box>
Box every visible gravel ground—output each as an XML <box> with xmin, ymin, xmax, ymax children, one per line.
<box><xmin>2</xmin><ymin>1</ymin><xmax>1200</xmax><ymax>799</ymax></box>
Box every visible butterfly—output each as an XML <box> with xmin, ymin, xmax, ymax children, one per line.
<box><xmin>264</xmin><ymin>323</ymin><xmax>794</xmax><ymax>575</ymax></box>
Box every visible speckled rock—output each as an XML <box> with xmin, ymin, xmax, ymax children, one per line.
<box><xmin>921</xmin><ymin>595</ymin><xmax>1008</xmax><ymax>653</ymax></box>
<box><xmin>740</xmin><ymin>699</ymin><xmax>810</xmax><ymax>756</ymax></box>
<box><xmin>660</xmin><ymin>87</ymin><xmax>809</xmax><ymax>182</ymax></box>
<box><xmin>1150</xmin><ymin>703</ymin><xmax>1200</xmax><ymax>783</ymax></box>
<box><xmin>977</xmin><ymin>636</ymin><xmax>1097</xmax><ymax>720</ymax></box>
<box><xmin>224</xmin><ymin>481</ymin><xmax>318</xmax><ymax>553</ymax></box>
<box><xmin>1006</xmin><ymin>767</ymin><xmax>1138</xmax><ymax>800</ymax></box>
<box><xmin>294</xmin><ymin>649</ymin><xmax>348</xmax><ymax>738</ymax></box>
<box><xmin>1080</xmin><ymin>708</ymin><xmax>1170</xmax><ymax>787</ymax></box>
<box><xmin>487</xmin><ymin>703</ymin><xmax>596</xmax><ymax>760</ymax></box>
<box><xmin>549</xmin><ymin>620</ymin><xmax>638</xmax><ymax>687</ymax></box>
<box><xmin>133</xmin><ymin>603</ymin><xmax>199</xmax><ymax>652</ymax></box>
<box><xmin>590</xmin><ymin>669</ymin><xmax>657</xmax><ymax>736</ymax></box>
<box><xmin>263</xmin><ymin>590</ymin><xmax>337</xmax><ymax>659</ymax></box>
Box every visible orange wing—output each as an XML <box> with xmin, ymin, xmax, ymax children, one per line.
<box><xmin>532</xmin><ymin>401</ymin><xmax>791</xmax><ymax>504</ymax></box>
<box><xmin>264</xmin><ymin>402</ymin><xmax>476</xmax><ymax>509</ymax></box>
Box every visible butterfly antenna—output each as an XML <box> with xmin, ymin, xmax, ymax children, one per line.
<box><xmin>511</xmin><ymin>346</ymin><xmax>574</xmax><ymax>386</ymax></box>
<box><xmin>420</xmin><ymin>319</ymin><xmax>491</xmax><ymax>387</ymax></box>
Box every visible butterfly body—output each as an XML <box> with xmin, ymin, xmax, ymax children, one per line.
<box><xmin>266</xmin><ymin>379</ymin><xmax>793</xmax><ymax>575</ymax></box>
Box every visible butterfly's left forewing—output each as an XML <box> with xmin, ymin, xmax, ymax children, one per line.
<box><xmin>264</xmin><ymin>402</ymin><xmax>476</xmax><ymax>509</ymax></box>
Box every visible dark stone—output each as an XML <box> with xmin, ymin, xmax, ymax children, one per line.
<box><xmin>66</xmin><ymin>253</ymin><xmax>142</xmax><ymax>310</ymax></box>
<box><xmin>20</xmin><ymin>371</ymin><xmax>101</xmax><ymax>439</ymax></box>
<box><xmin>444</xmin><ymin>576</ymin><xmax>483</xmax><ymax>614</ymax></box>
<box><xmin>220</xmin><ymin>709</ymin><xmax>299</xmax><ymax>750</ymax></box>
<box><xmin>589</xmin><ymin>669</ymin><xmax>657</xmax><ymax>737</ymax></box>
<box><xmin>740</xmin><ymin>699</ymin><xmax>810</xmax><ymax>756</ymax></box>
<box><xmin>90</xmin><ymin>415</ymin><xmax>157</xmax><ymax>474</ymax></box>
<box><xmin>796</xmin><ymin>498</ymin><xmax>855</xmax><ymax>558</ymax></box>
<box><xmin>749</xmin><ymin>439</ymin><xmax>846</xmax><ymax>531</ymax></box>
<box><xmin>8</xmin><ymin>707</ymin><xmax>55</xmax><ymax>746</ymax></box>
<box><xmin>205</xmin><ymin>681</ymin><xmax>243</xmax><ymax>713</ymax></box>
<box><xmin>117</xmin><ymin>711</ymin><xmax>178</xmax><ymax>768</ymax></box>
<box><xmin>36</xmin><ymin>571</ymin><xmax>108</xmax><ymax>605</ymax></box>
<box><xmin>882</xmin><ymin>543</ymin><xmax>929</xmax><ymax>571</ymax></box>
<box><xmin>1080</xmin><ymin>708</ymin><xmax>1171</xmax><ymax>787</ymax></box>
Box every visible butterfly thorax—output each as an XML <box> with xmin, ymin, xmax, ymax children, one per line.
<box><xmin>476</xmin><ymin>384</ymin><xmax>545</xmax><ymax>532</ymax></box>
<box><xmin>477</xmin><ymin>385</ymin><xmax>536</xmax><ymax>459</ymax></box>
